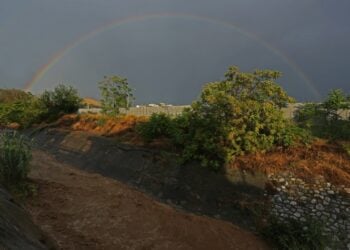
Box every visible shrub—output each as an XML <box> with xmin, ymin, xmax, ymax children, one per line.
<box><xmin>39</xmin><ymin>84</ymin><xmax>82</xmax><ymax>117</ymax></box>
<box><xmin>262</xmin><ymin>217</ymin><xmax>332</xmax><ymax>250</ymax></box>
<box><xmin>137</xmin><ymin>113</ymin><xmax>175</xmax><ymax>142</ymax></box>
<box><xmin>0</xmin><ymin>131</ymin><xmax>32</xmax><ymax>189</ymax></box>
<box><xmin>0</xmin><ymin>96</ymin><xmax>48</xmax><ymax>128</ymax></box>
<box><xmin>174</xmin><ymin>66</ymin><xmax>303</xmax><ymax>171</ymax></box>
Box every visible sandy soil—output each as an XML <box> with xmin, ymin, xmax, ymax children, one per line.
<box><xmin>26</xmin><ymin>150</ymin><xmax>268</xmax><ymax>250</ymax></box>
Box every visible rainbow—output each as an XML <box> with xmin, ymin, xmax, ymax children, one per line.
<box><xmin>24</xmin><ymin>12</ymin><xmax>321</xmax><ymax>98</ymax></box>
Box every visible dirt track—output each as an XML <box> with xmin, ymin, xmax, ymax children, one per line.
<box><xmin>26</xmin><ymin>150</ymin><xmax>268</xmax><ymax>250</ymax></box>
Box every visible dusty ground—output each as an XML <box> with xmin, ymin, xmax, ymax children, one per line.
<box><xmin>26</xmin><ymin>150</ymin><xmax>268</xmax><ymax>250</ymax></box>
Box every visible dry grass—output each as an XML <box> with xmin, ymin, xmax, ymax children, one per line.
<box><xmin>230</xmin><ymin>139</ymin><xmax>350</xmax><ymax>186</ymax></box>
<box><xmin>54</xmin><ymin>114</ymin><xmax>147</xmax><ymax>145</ymax></box>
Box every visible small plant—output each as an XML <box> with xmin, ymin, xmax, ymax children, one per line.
<box><xmin>0</xmin><ymin>131</ymin><xmax>32</xmax><ymax>190</ymax></box>
<box><xmin>262</xmin><ymin>217</ymin><xmax>332</xmax><ymax>250</ymax></box>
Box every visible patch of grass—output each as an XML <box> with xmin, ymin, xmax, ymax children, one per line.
<box><xmin>0</xmin><ymin>131</ymin><xmax>32</xmax><ymax>196</ymax></box>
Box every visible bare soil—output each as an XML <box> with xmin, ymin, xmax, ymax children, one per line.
<box><xmin>26</xmin><ymin>150</ymin><xmax>268</xmax><ymax>250</ymax></box>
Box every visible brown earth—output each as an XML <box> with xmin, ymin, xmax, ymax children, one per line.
<box><xmin>26</xmin><ymin>149</ymin><xmax>269</xmax><ymax>250</ymax></box>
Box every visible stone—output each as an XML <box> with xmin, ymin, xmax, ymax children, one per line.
<box><xmin>316</xmin><ymin>204</ymin><xmax>324</xmax><ymax>210</ymax></box>
<box><xmin>278</xmin><ymin>178</ymin><xmax>285</xmax><ymax>183</ymax></box>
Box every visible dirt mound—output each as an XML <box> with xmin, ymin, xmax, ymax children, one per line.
<box><xmin>27</xmin><ymin>150</ymin><xmax>268</xmax><ymax>250</ymax></box>
<box><xmin>231</xmin><ymin>139</ymin><xmax>350</xmax><ymax>186</ymax></box>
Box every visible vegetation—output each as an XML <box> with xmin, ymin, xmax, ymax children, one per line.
<box><xmin>0</xmin><ymin>84</ymin><xmax>81</xmax><ymax>128</ymax></box>
<box><xmin>136</xmin><ymin>113</ymin><xmax>176</xmax><ymax>142</ymax></box>
<box><xmin>39</xmin><ymin>84</ymin><xmax>82</xmax><ymax>118</ymax></box>
<box><xmin>262</xmin><ymin>217</ymin><xmax>332</xmax><ymax>250</ymax></box>
<box><xmin>138</xmin><ymin>66</ymin><xmax>310</xmax><ymax>170</ymax></box>
<box><xmin>295</xmin><ymin>89</ymin><xmax>350</xmax><ymax>140</ymax></box>
<box><xmin>0</xmin><ymin>131</ymin><xmax>32</xmax><ymax>192</ymax></box>
<box><xmin>98</xmin><ymin>75</ymin><xmax>134</xmax><ymax>115</ymax></box>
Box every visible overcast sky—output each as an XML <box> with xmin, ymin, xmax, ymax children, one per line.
<box><xmin>1</xmin><ymin>0</ymin><xmax>349</xmax><ymax>104</ymax></box>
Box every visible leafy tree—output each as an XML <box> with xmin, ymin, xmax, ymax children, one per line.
<box><xmin>137</xmin><ymin>66</ymin><xmax>306</xmax><ymax>171</ymax></box>
<box><xmin>98</xmin><ymin>75</ymin><xmax>134</xmax><ymax>115</ymax></box>
<box><xmin>174</xmin><ymin>66</ymin><xmax>301</xmax><ymax>170</ymax></box>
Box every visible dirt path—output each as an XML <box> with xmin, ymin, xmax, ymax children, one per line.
<box><xmin>26</xmin><ymin>150</ymin><xmax>268</xmax><ymax>250</ymax></box>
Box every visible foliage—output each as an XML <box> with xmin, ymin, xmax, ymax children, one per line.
<box><xmin>0</xmin><ymin>96</ymin><xmax>48</xmax><ymax>128</ymax></box>
<box><xmin>295</xmin><ymin>89</ymin><xmax>350</xmax><ymax>139</ymax></box>
<box><xmin>136</xmin><ymin>66</ymin><xmax>306</xmax><ymax>171</ymax></box>
<box><xmin>174</xmin><ymin>66</ymin><xmax>300</xmax><ymax>170</ymax></box>
<box><xmin>136</xmin><ymin>113</ymin><xmax>176</xmax><ymax>142</ymax></box>
<box><xmin>262</xmin><ymin>217</ymin><xmax>332</xmax><ymax>250</ymax></box>
<box><xmin>98</xmin><ymin>75</ymin><xmax>134</xmax><ymax>115</ymax></box>
<box><xmin>0</xmin><ymin>85</ymin><xmax>82</xmax><ymax>128</ymax></box>
<box><xmin>39</xmin><ymin>84</ymin><xmax>82</xmax><ymax>117</ymax></box>
<box><xmin>0</xmin><ymin>131</ymin><xmax>32</xmax><ymax>190</ymax></box>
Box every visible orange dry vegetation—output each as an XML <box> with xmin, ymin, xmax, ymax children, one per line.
<box><xmin>55</xmin><ymin>114</ymin><xmax>148</xmax><ymax>144</ymax></box>
<box><xmin>230</xmin><ymin>139</ymin><xmax>350</xmax><ymax>186</ymax></box>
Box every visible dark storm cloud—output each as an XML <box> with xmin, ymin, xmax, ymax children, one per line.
<box><xmin>1</xmin><ymin>0</ymin><xmax>349</xmax><ymax>104</ymax></box>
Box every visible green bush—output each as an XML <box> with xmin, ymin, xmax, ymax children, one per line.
<box><xmin>0</xmin><ymin>131</ymin><xmax>32</xmax><ymax>189</ymax></box>
<box><xmin>0</xmin><ymin>85</ymin><xmax>82</xmax><ymax>128</ymax></box>
<box><xmin>39</xmin><ymin>84</ymin><xmax>82</xmax><ymax>117</ymax></box>
<box><xmin>137</xmin><ymin>113</ymin><xmax>176</xmax><ymax>142</ymax></box>
<box><xmin>0</xmin><ymin>96</ymin><xmax>48</xmax><ymax>128</ymax></box>
<box><xmin>174</xmin><ymin>66</ymin><xmax>304</xmax><ymax>171</ymax></box>
<box><xmin>262</xmin><ymin>217</ymin><xmax>332</xmax><ymax>250</ymax></box>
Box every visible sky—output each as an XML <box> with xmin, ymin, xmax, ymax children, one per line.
<box><xmin>0</xmin><ymin>0</ymin><xmax>349</xmax><ymax>104</ymax></box>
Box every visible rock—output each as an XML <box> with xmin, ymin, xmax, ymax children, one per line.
<box><xmin>290</xmin><ymin>201</ymin><xmax>297</xmax><ymax>206</ymax></box>
<box><xmin>278</xmin><ymin>178</ymin><xmax>285</xmax><ymax>183</ymax></box>
<box><xmin>294</xmin><ymin>212</ymin><xmax>301</xmax><ymax>218</ymax></box>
